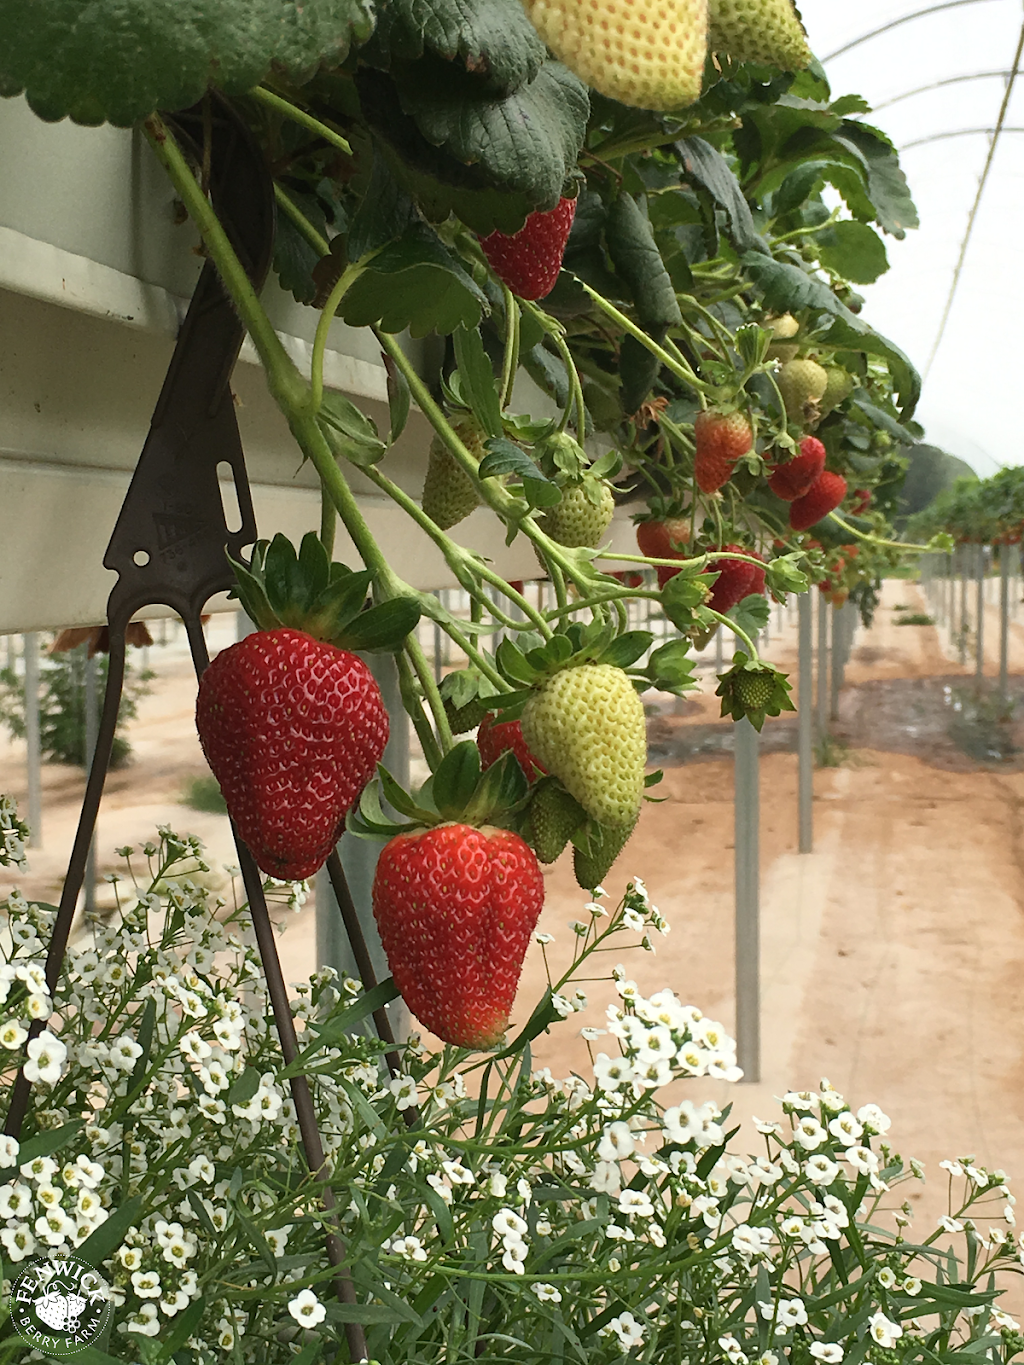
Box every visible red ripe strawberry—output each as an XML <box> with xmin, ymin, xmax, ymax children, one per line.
<box><xmin>851</xmin><ymin>488</ymin><xmax>871</xmax><ymax>515</ymax></box>
<box><xmin>613</xmin><ymin>570</ymin><xmax>645</xmax><ymax>588</ymax></box>
<box><xmin>372</xmin><ymin>824</ymin><xmax>545</xmax><ymax>1048</ymax></box>
<box><xmin>477</xmin><ymin>713</ymin><xmax>546</xmax><ymax>780</ymax></box>
<box><xmin>197</xmin><ymin>628</ymin><xmax>388</xmax><ymax>880</ymax></box>
<box><xmin>746</xmin><ymin>549</ymin><xmax>767</xmax><ymax>598</ymax></box>
<box><xmin>637</xmin><ymin>517</ymin><xmax>691</xmax><ymax>589</ymax></box>
<box><xmin>789</xmin><ymin>471</ymin><xmax>848</xmax><ymax>532</ymax></box>
<box><xmin>694</xmin><ymin>409</ymin><xmax>753</xmax><ymax>494</ymax></box>
<box><xmin>767</xmin><ymin>436</ymin><xmax>826</xmax><ymax>502</ymax></box>
<box><xmin>479</xmin><ymin>198</ymin><xmax>578</xmax><ymax>301</ymax></box>
<box><xmin>507</xmin><ymin>580</ymin><xmax>525</xmax><ymax>595</ymax></box>
<box><xmin>707</xmin><ymin>544</ymin><xmax>757</xmax><ymax>614</ymax></box>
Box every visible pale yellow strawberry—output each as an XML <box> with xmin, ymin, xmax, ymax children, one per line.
<box><xmin>520</xmin><ymin>0</ymin><xmax>708</xmax><ymax>111</ymax></box>
<box><xmin>539</xmin><ymin>480</ymin><xmax>615</xmax><ymax>548</ymax></box>
<box><xmin>709</xmin><ymin>0</ymin><xmax>811</xmax><ymax>70</ymax></box>
<box><xmin>778</xmin><ymin>357</ymin><xmax>827</xmax><ymax>424</ymax></box>
<box><xmin>522</xmin><ymin>664</ymin><xmax>647</xmax><ymax>828</ymax></box>
<box><xmin>765</xmin><ymin>313</ymin><xmax>800</xmax><ymax>363</ymax></box>
<box><xmin>422</xmin><ymin>421</ymin><xmax>484</xmax><ymax>530</ymax></box>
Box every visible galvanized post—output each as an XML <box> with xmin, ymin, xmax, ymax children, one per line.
<box><xmin>83</xmin><ymin>650</ymin><xmax>99</xmax><ymax>917</ymax></box>
<box><xmin>715</xmin><ymin>625</ymin><xmax>724</xmax><ymax>674</ymax></box>
<box><xmin>959</xmin><ymin>546</ymin><xmax>969</xmax><ymax>665</ymax></box>
<box><xmin>829</xmin><ymin>604</ymin><xmax>843</xmax><ymax>722</ymax></box>
<box><xmin>22</xmin><ymin>634</ymin><xmax>42</xmax><ymax>847</ymax></box>
<box><xmin>798</xmin><ymin>593</ymin><xmax>813</xmax><ymax>854</ymax></box>
<box><xmin>316</xmin><ymin>654</ymin><xmax>410</xmax><ymax>1040</ymax></box>
<box><xmin>976</xmin><ymin>544</ymin><xmax>985</xmax><ymax>680</ymax></box>
<box><xmin>734</xmin><ymin>705</ymin><xmax>760</xmax><ymax>1082</ymax></box>
<box><xmin>1000</xmin><ymin>545</ymin><xmax>1010</xmax><ymax>703</ymax></box>
<box><xmin>816</xmin><ymin>593</ymin><xmax>829</xmax><ymax>735</ymax></box>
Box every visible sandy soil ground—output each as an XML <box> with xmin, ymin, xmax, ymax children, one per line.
<box><xmin>4</xmin><ymin>579</ymin><xmax>1024</xmax><ymax>1250</ymax></box>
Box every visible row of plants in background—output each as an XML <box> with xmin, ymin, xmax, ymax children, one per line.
<box><xmin>0</xmin><ymin>0</ymin><xmax>963</xmax><ymax>1356</ymax></box>
<box><xmin>909</xmin><ymin>465</ymin><xmax>1024</xmax><ymax>548</ymax></box>
<box><xmin>0</xmin><ymin>825</ymin><xmax>1021</xmax><ymax>1363</ymax></box>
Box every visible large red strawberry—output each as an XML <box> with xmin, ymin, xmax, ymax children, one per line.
<box><xmin>477</xmin><ymin>713</ymin><xmax>546</xmax><ymax>780</ymax></box>
<box><xmin>767</xmin><ymin>436</ymin><xmax>826</xmax><ymax>502</ymax></box>
<box><xmin>707</xmin><ymin>544</ymin><xmax>757</xmax><ymax>613</ymax></box>
<box><xmin>197</xmin><ymin>628</ymin><xmax>387</xmax><ymax>880</ymax></box>
<box><xmin>694</xmin><ymin>409</ymin><xmax>753</xmax><ymax>494</ymax></box>
<box><xmin>850</xmin><ymin>488</ymin><xmax>872</xmax><ymax>515</ymax></box>
<box><xmin>479</xmin><ymin>198</ymin><xmax>578</xmax><ymax>301</ymax></box>
<box><xmin>746</xmin><ymin>549</ymin><xmax>767</xmax><ymax>598</ymax></box>
<box><xmin>637</xmin><ymin>517</ymin><xmax>691</xmax><ymax>589</ymax></box>
<box><xmin>373</xmin><ymin>824</ymin><xmax>545</xmax><ymax>1048</ymax></box>
<box><xmin>789</xmin><ymin>471</ymin><xmax>848</xmax><ymax>532</ymax></box>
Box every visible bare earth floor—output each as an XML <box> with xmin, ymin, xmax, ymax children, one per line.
<box><xmin>3</xmin><ymin>579</ymin><xmax>1024</xmax><ymax>1249</ymax></box>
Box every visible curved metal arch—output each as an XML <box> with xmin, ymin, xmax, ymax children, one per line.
<box><xmin>824</xmin><ymin>0</ymin><xmax>1000</xmax><ymax>63</ymax></box>
<box><xmin>901</xmin><ymin>125</ymin><xmax>1024</xmax><ymax>150</ymax></box>
<box><xmin>874</xmin><ymin>70</ymin><xmax>1014</xmax><ymax>111</ymax></box>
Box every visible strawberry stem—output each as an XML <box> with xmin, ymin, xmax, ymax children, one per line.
<box><xmin>826</xmin><ymin>512</ymin><xmax>934</xmax><ymax>554</ymax></box>
<box><xmin>249</xmin><ymin>85</ymin><xmax>354</xmax><ymax>159</ymax></box>
<box><xmin>704</xmin><ymin>609</ymin><xmax>760</xmax><ymax>662</ymax></box>
<box><xmin>575</xmin><ymin>280</ymin><xmax>710</xmax><ymax>397</ymax></box>
<box><xmin>274</xmin><ymin>182</ymin><xmax>330</xmax><ymax>255</ymax></box>
<box><xmin>525</xmin><ymin>302</ymin><xmax>587</xmax><ymax>441</ymax></box>
<box><xmin>499</xmin><ymin>285</ymin><xmax>521</xmax><ymax>410</ymax></box>
<box><xmin>311</xmin><ymin>257</ymin><xmax>374</xmax><ymax>414</ymax></box>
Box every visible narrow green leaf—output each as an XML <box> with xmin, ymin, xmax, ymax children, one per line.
<box><xmin>339</xmin><ymin>597</ymin><xmax>420</xmax><ymax>652</ymax></box>
<box><xmin>225</xmin><ymin>1065</ymin><xmax>261</xmax><ymax>1108</ymax></box>
<box><xmin>383</xmin><ymin>352</ymin><xmax>411</xmax><ymax>444</ymax></box>
<box><xmin>156</xmin><ymin>1295</ymin><xmax>207</xmax><ymax>1360</ymax></box>
<box><xmin>478</xmin><ymin>437</ymin><xmax>549</xmax><ymax>484</ymax></box>
<box><xmin>453</xmin><ymin>326</ymin><xmax>504</xmax><ymax>439</ymax></box>
<box><xmin>596</xmin><ymin>631</ymin><xmax>653</xmax><ymax>669</ymax></box>
<box><xmin>127</xmin><ymin>996</ymin><xmax>156</xmax><ymax>1093</ymax></box>
<box><xmin>2</xmin><ymin>1120</ymin><xmax>84</xmax><ymax>1178</ymax></box>
<box><xmin>432</xmin><ymin>741</ymin><xmax>482</xmax><ymax>817</ymax></box>
<box><xmin>77</xmin><ymin>1194</ymin><xmax>144</xmax><ymax>1264</ymax></box>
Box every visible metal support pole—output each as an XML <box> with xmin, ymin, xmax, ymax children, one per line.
<box><xmin>735</xmin><ymin>712</ymin><xmax>760</xmax><ymax>1083</ymax></box>
<box><xmin>715</xmin><ymin>625</ymin><xmax>723</xmax><ymax>674</ymax></box>
<box><xmin>316</xmin><ymin>653</ymin><xmax>411</xmax><ymax>1041</ymax></box>
<box><xmin>976</xmin><ymin>544</ymin><xmax>985</xmax><ymax>680</ymax></box>
<box><xmin>84</xmin><ymin>651</ymin><xmax>99</xmax><ymax>916</ymax></box>
<box><xmin>959</xmin><ymin>547</ymin><xmax>969</xmax><ymax>665</ymax></box>
<box><xmin>22</xmin><ymin>634</ymin><xmax>42</xmax><ymax>848</ymax></box>
<box><xmin>1000</xmin><ymin>545</ymin><xmax>1010</xmax><ymax>702</ymax></box>
<box><xmin>829</xmin><ymin>604</ymin><xmax>843</xmax><ymax>722</ymax></box>
<box><xmin>816</xmin><ymin>593</ymin><xmax>829</xmax><ymax>734</ymax></box>
<box><xmin>798</xmin><ymin>593</ymin><xmax>813</xmax><ymax>854</ymax></box>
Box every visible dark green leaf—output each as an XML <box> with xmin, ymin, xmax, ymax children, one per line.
<box><xmin>835</xmin><ymin>123</ymin><xmax>919</xmax><ymax>239</ymax></box>
<box><xmin>362</xmin><ymin>0</ymin><xmax>546</xmax><ymax>96</ymax></box>
<box><xmin>619</xmin><ymin>333</ymin><xmax>662</xmax><ymax>416</ymax></box>
<box><xmin>77</xmin><ymin>1195</ymin><xmax>144</xmax><ymax>1264</ymax></box>
<box><xmin>156</xmin><ymin>1295</ymin><xmax>207</xmax><ymax>1360</ymax></box>
<box><xmin>729</xmin><ymin>593</ymin><xmax>772</xmax><ymax>639</ymax></box>
<box><xmin>605</xmin><ymin>194</ymin><xmax>682</xmax><ymax>328</ymax></box>
<box><xmin>677</xmin><ymin>136</ymin><xmax>765</xmax><ymax>254</ymax></box>
<box><xmin>342</xmin><ymin>222</ymin><xmax>489</xmax><ymax>337</ymax></box>
<box><xmin>383</xmin><ymin>353</ymin><xmax>412</xmax><ymax>445</ymax></box>
<box><xmin>295</xmin><ymin>980</ymin><xmax>402</xmax><ymax>1063</ymax></box>
<box><xmin>62</xmin><ymin>1348</ymin><xmax>124</xmax><ymax>1365</ymax></box>
<box><xmin>597</xmin><ymin>631</ymin><xmax>653</xmax><ymax>669</ymax></box>
<box><xmin>0</xmin><ymin>0</ymin><xmax>373</xmax><ymax>126</ymax></box>
<box><xmin>432</xmin><ymin>741</ymin><xmax>482</xmax><ymax>817</ymax></box>
<box><xmin>1</xmin><ymin>1120</ymin><xmax>83</xmax><ymax>1177</ymax></box>
<box><xmin>339</xmin><ymin>598</ymin><xmax>421</xmax><ymax>652</ymax></box>
<box><xmin>495</xmin><ymin>637</ymin><xmax>537</xmax><ymax>685</ymax></box>
<box><xmin>453</xmin><ymin>327</ymin><xmax>504</xmax><ymax>438</ymax></box>
<box><xmin>496</xmin><ymin>987</ymin><xmax>560</xmax><ymax>1057</ymax></box>
<box><xmin>128</xmin><ymin>996</ymin><xmax>156</xmax><ymax>1092</ymax></box>
<box><xmin>463</xmin><ymin>749</ymin><xmax>530</xmax><ymax>823</ymax></box>
<box><xmin>479</xmin><ymin>437</ymin><xmax>549</xmax><ymax>485</ymax></box>
<box><xmin>318</xmin><ymin>392</ymin><xmax>386</xmax><ymax>466</ymax></box>
<box><xmin>817</xmin><ymin>220</ymin><xmax>888</xmax><ymax>285</ymax></box>
<box><xmin>347</xmin><ymin>145</ymin><xmax>420</xmax><ymax>261</ymax></box>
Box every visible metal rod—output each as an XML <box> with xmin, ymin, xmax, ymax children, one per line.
<box><xmin>84</xmin><ymin>650</ymin><xmax>99</xmax><ymax>917</ymax></box>
<box><xmin>976</xmin><ymin>543</ymin><xmax>985</xmax><ymax>679</ymax></box>
<box><xmin>734</xmin><ymin>715</ymin><xmax>760</xmax><ymax>1082</ymax></box>
<box><xmin>22</xmin><ymin>634</ymin><xmax>42</xmax><ymax>848</ymax></box>
<box><xmin>959</xmin><ymin>546</ymin><xmax>969</xmax><ymax>664</ymax></box>
<box><xmin>798</xmin><ymin>593</ymin><xmax>813</xmax><ymax>854</ymax></box>
<box><xmin>829</xmin><ymin>604</ymin><xmax>842</xmax><ymax>722</ymax></box>
<box><xmin>816</xmin><ymin>593</ymin><xmax>829</xmax><ymax>734</ymax></box>
<box><xmin>181</xmin><ymin>614</ymin><xmax>369</xmax><ymax>1363</ymax></box>
<box><xmin>1000</xmin><ymin>544</ymin><xmax>1010</xmax><ymax>702</ymax></box>
<box><xmin>715</xmin><ymin>623</ymin><xmax>724</xmax><ymax>673</ymax></box>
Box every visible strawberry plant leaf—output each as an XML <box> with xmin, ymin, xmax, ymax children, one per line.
<box><xmin>816</xmin><ymin>220</ymin><xmax>888</xmax><ymax>286</ymax></box>
<box><xmin>362</xmin><ymin>0</ymin><xmax>547</xmax><ymax>96</ymax></box>
<box><xmin>495</xmin><ymin>637</ymin><xmax>537</xmax><ymax>686</ymax></box>
<box><xmin>341</xmin><ymin>222</ymin><xmax>488</xmax><ymax>337</ymax></box>
<box><xmin>729</xmin><ymin>592</ymin><xmax>772</xmax><ymax>640</ymax></box>
<box><xmin>0</xmin><ymin>0</ymin><xmax>373</xmax><ymax>126</ymax></box>
<box><xmin>453</xmin><ymin>326</ymin><xmax>504</xmax><ymax>439</ymax></box>
<box><xmin>833</xmin><ymin>123</ymin><xmax>919</xmax><ymax>239</ymax></box>
<box><xmin>596</xmin><ymin>631</ymin><xmax>653</xmax><ymax>670</ymax></box>
<box><xmin>339</xmin><ymin>597</ymin><xmax>421</xmax><ymax>652</ymax></box>
<box><xmin>677</xmin><ymin>136</ymin><xmax>765</xmax><ymax>256</ymax></box>
<box><xmin>383</xmin><ymin>353</ymin><xmax>412</xmax><ymax>445</ymax></box>
<box><xmin>463</xmin><ymin>750</ymin><xmax>529</xmax><ymax>824</ymax></box>
<box><xmin>478</xmin><ymin>438</ymin><xmax>550</xmax><ymax>485</ymax></box>
<box><xmin>645</xmin><ymin>639</ymin><xmax>699</xmax><ymax>696</ymax></box>
<box><xmin>297</xmin><ymin>532</ymin><xmax>332</xmax><ymax>603</ymax></box>
<box><xmin>317</xmin><ymin>392</ymin><xmax>387</xmax><ymax>467</ymax></box>
<box><xmin>605</xmin><ymin>194</ymin><xmax>682</xmax><ymax>329</ymax></box>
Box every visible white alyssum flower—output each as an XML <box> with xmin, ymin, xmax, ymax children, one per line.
<box><xmin>810</xmin><ymin>1343</ymin><xmax>844</xmax><ymax>1362</ymax></box>
<box><xmin>868</xmin><ymin>1312</ymin><xmax>903</xmax><ymax>1348</ymax></box>
<box><xmin>288</xmin><ymin>1289</ymin><xmax>326</xmax><ymax>1326</ymax></box>
<box><xmin>22</xmin><ymin>1032</ymin><xmax>66</xmax><ymax>1084</ymax></box>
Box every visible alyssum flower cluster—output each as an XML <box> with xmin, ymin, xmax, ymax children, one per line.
<box><xmin>0</xmin><ymin>817</ymin><xmax>1021</xmax><ymax>1363</ymax></box>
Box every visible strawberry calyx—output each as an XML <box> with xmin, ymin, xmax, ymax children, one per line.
<box><xmin>230</xmin><ymin>532</ymin><xmax>420</xmax><ymax>653</ymax></box>
<box><xmin>349</xmin><ymin>740</ymin><xmax>532</xmax><ymax>842</ymax></box>
<box><xmin>715</xmin><ymin>651</ymin><xmax>795</xmax><ymax>732</ymax></box>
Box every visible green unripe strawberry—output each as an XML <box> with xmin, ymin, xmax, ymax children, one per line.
<box><xmin>778</xmin><ymin>358</ymin><xmax>828</xmax><ymax>424</ymax></box>
<box><xmin>573</xmin><ymin>818</ymin><xmax>637</xmax><ymax>891</ymax></box>
<box><xmin>527</xmin><ymin>778</ymin><xmax>586</xmax><ymax>863</ymax></box>
<box><xmin>540</xmin><ymin>480</ymin><xmax>615</xmax><ymax>548</ymax></box>
<box><xmin>445</xmin><ymin>696</ymin><xmax>491</xmax><ymax>735</ymax></box>
<box><xmin>709</xmin><ymin>0</ymin><xmax>812</xmax><ymax>70</ymax></box>
<box><xmin>732</xmin><ymin>670</ymin><xmax>776</xmax><ymax>712</ymax></box>
<box><xmin>522</xmin><ymin>664</ymin><xmax>647</xmax><ymax>829</ymax></box>
<box><xmin>765</xmin><ymin>313</ymin><xmax>799</xmax><ymax>363</ymax></box>
<box><xmin>819</xmin><ymin>366</ymin><xmax>855</xmax><ymax>418</ymax></box>
<box><xmin>422</xmin><ymin>421</ymin><xmax>484</xmax><ymax>530</ymax></box>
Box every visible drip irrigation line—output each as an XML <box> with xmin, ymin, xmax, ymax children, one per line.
<box><xmin>924</xmin><ymin>16</ymin><xmax>1024</xmax><ymax>379</ymax></box>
